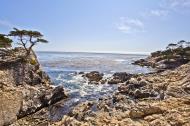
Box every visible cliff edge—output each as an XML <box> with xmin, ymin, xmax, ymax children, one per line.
<box><xmin>0</xmin><ymin>48</ymin><xmax>67</xmax><ymax>126</ymax></box>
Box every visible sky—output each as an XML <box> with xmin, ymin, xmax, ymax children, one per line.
<box><xmin>0</xmin><ymin>0</ymin><xmax>190</xmax><ymax>54</ymax></box>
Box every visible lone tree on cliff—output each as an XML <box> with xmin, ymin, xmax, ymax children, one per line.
<box><xmin>0</xmin><ymin>34</ymin><xmax>12</xmax><ymax>49</ymax></box>
<box><xmin>9</xmin><ymin>28</ymin><xmax>48</xmax><ymax>56</ymax></box>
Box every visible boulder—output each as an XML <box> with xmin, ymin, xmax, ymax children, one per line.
<box><xmin>18</xmin><ymin>86</ymin><xmax>67</xmax><ymax>119</ymax></box>
<box><xmin>48</xmin><ymin>86</ymin><xmax>67</xmax><ymax>105</ymax></box>
<box><xmin>133</xmin><ymin>89</ymin><xmax>156</xmax><ymax>99</ymax></box>
<box><xmin>85</xmin><ymin>71</ymin><xmax>103</xmax><ymax>82</ymax></box>
<box><xmin>78</xmin><ymin>72</ymin><xmax>85</xmax><ymax>74</ymax></box>
<box><xmin>108</xmin><ymin>72</ymin><xmax>132</xmax><ymax>84</ymax></box>
<box><xmin>113</xmin><ymin>72</ymin><xmax>132</xmax><ymax>82</ymax></box>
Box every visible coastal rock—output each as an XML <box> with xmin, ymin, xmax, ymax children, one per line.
<box><xmin>48</xmin><ymin>86</ymin><xmax>67</xmax><ymax>105</ymax></box>
<box><xmin>108</xmin><ymin>78</ymin><xmax>123</xmax><ymax>84</ymax></box>
<box><xmin>133</xmin><ymin>45</ymin><xmax>190</xmax><ymax>70</ymax></box>
<box><xmin>132</xmin><ymin>58</ymin><xmax>154</xmax><ymax>67</ymax></box>
<box><xmin>0</xmin><ymin>91</ymin><xmax>23</xmax><ymax>126</ymax></box>
<box><xmin>133</xmin><ymin>89</ymin><xmax>155</xmax><ymax>99</ymax></box>
<box><xmin>108</xmin><ymin>72</ymin><xmax>132</xmax><ymax>84</ymax></box>
<box><xmin>85</xmin><ymin>71</ymin><xmax>103</xmax><ymax>82</ymax></box>
<box><xmin>129</xmin><ymin>104</ymin><xmax>163</xmax><ymax>118</ymax></box>
<box><xmin>0</xmin><ymin>48</ymin><xmax>67</xmax><ymax>125</ymax></box>
<box><xmin>113</xmin><ymin>72</ymin><xmax>132</xmax><ymax>82</ymax></box>
<box><xmin>69</xmin><ymin>101</ymin><xmax>94</xmax><ymax>121</ymax></box>
<box><xmin>118</xmin><ymin>78</ymin><xmax>156</xmax><ymax>99</ymax></box>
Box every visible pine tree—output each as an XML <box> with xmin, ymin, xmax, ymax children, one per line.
<box><xmin>9</xmin><ymin>28</ymin><xmax>48</xmax><ymax>56</ymax></box>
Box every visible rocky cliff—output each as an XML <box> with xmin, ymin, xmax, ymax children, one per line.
<box><xmin>0</xmin><ymin>48</ymin><xmax>67</xmax><ymax>126</ymax></box>
<box><xmin>133</xmin><ymin>46</ymin><xmax>190</xmax><ymax>70</ymax></box>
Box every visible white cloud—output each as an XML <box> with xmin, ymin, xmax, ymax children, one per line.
<box><xmin>162</xmin><ymin>0</ymin><xmax>190</xmax><ymax>9</ymax></box>
<box><xmin>141</xmin><ymin>9</ymin><xmax>169</xmax><ymax>18</ymax></box>
<box><xmin>150</xmin><ymin>10</ymin><xmax>169</xmax><ymax>16</ymax></box>
<box><xmin>116</xmin><ymin>17</ymin><xmax>145</xmax><ymax>34</ymax></box>
<box><xmin>142</xmin><ymin>0</ymin><xmax>190</xmax><ymax>19</ymax></box>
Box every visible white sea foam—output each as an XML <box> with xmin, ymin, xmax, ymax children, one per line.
<box><xmin>114</xmin><ymin>59</ymin><xmax>126</xmax><ymax>63</ymax></box>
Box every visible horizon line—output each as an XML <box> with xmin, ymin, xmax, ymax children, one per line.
<box><xmin>36</xmin><ymin>50</ymin><xmax>151</xmax><ymax>55</ymax></box>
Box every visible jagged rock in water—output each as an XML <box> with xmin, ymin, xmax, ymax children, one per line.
<box><xmin>84</xmin><ymin>71</ymin><xmax>104</xmax><ymax>82</ymax></box>
<box><xmin>108</xmin><ymin>72</ymin><xmax>132</xmax><ymax>84</ymax></box>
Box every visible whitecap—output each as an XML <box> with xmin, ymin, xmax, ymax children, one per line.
<box><xmin>114</xmin><ymin>59</ymin><xmax>126</xmax><ymax>63</ymax></box>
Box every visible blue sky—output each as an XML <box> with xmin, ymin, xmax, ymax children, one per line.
<box><xmin>0</xmin><ymin>0</ymin><xmax>190</xmax><ymax>54</ymax></box>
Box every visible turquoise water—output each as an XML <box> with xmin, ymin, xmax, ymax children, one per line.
<box><xmin>36</xmin><ymin>52</ymin><xmax>153</xmax><ymax>119</ymax></box>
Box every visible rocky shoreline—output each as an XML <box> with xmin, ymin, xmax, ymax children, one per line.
<box><xmin>49</xmin><ymin>45</ymin><xmax>190</xmax><ymax>125</ymax></box>
<box><xmin>53</xmin><ymin>61</ymin><xmax>190</xmax><ymax>126</ymax></box>
<box><xmin>1</xmin><ymin>47</ymin><xmax>190</xmax><ymax>126</ymax></box>
<box><xmin>132</xmin><ymin>45</ymin><xmax>190</xmax><ymax>71</ymax></box>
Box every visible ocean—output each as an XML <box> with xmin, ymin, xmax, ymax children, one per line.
<box><xmin>36</xmin><ymin>52</ymin><xmax>153</xmax><ymax>119</ymax></box>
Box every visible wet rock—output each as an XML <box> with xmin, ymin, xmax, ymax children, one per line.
<box><xmin>49</xmin><ymin>86</ymin><xmax>67</xmax><ymax>105</ymax></box>
<box><xmin>108</xmin><ymin>72</ymin><xmax>132</xmax><ymax>84</ymax></box>
<box><xmin>132</xmin><ymin>58</ymin><xmax>154</xmax><ymax>67</ymax></box>
<box><xmin>108</xmin><ymin>78</ymin><xmax>123</xmax><ymax>84</ymax></box>
<box><xmin>100</xmin><ymin>79</ymin><xmax>107</xmax><ymax>84</ymax></box>
<box><xmin>78</xmin><ymin>71</ymin><xmax>85</xmax><ymax>74</ymax></box>
<box><xmin>113</xmin><ymin>72</ymin><xmax>132</xmax><ymax>82</ymax></box>
<box><xmin>85</xmin><ymin>71</ymin><xmax>103</xmax><ymax>82</ymax></box>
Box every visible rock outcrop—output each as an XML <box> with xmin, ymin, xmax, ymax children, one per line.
<box><xmin>84</xmin><ymin>71</ymin><xmax>103</xmax><ymax>83</ymax></box>
<box><xmin>0</xmin><ymin>48</ymin><xmax>67</xmax><ymax>126</ymax></box>
<box><xmin>133</xmin><ymin>46</ymin><xmax>190</xmax><ymax>70</ymax></box>
<box><xmin>81</xmin><ymin>71</ymin><xmax>132</xmax><ymax>85</ymax></box>
<box><xmin>108</xmin><ymin>72</ymin><xmax>132</xmax><ymax>84</ymax></box>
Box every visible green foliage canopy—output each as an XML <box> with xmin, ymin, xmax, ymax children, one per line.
<box><xmin>9</xmin><ymin>28</ymin><xmax>48</xmax><ymax>55</ymax></box>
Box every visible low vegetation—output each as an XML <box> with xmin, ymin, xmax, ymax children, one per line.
<box><xmin>151</xmin><ymin>40</ymin><xmax>190</xmax><ymax>62</ymax></box>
